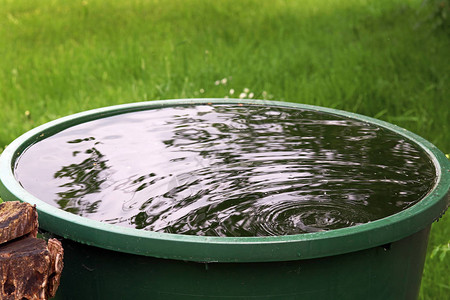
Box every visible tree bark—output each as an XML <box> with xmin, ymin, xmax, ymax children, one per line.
<box><xmin>0</xmin><ymin>201</ymin><xmax>63</xmax><ymax>299</ymax></box>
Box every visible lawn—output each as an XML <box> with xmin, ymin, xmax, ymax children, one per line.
<box><xmin>0</xmin><ymin>0</ymin><xmax>448</xmax><ymax>298</ymax></box>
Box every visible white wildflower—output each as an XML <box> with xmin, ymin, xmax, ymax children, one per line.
<box><xmin>229</xmin><ymin>89</ymin><xmax>235</xmax><ymax>95</ymax></box>
<box><xmin>215</xmin><ymin>80</ymin><xmax>220</xmax><ymax>86</ymax></box>
<box><xmin>248</xmin><ymin>92</ymin><xmax>254</xmax><ymax>99</ymax></box>
<box><xmin>200</xmin><ymin>88</ymin><xmax>205</xmax><ymax>94</ymax></box>
<box><xmin>239</xmin><ymin>93</ymin><xmax>246</xmax><ymax>99</ymax></box>
<box><xmin>221</xmin><ymin>78</ymin><xmax>227</xmax><ymax>85</ymax></box>
<box><xmin>243</xmin><ymin>88</ymin><xmax>250</xmax><ymax>93</ymax></box>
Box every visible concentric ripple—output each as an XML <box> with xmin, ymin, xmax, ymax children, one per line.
<box><xmin>14</xmin><ymin>104</ymin><xmax>437</xmax><ymax>236</ymax></box>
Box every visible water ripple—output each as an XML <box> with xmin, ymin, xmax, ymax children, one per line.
<box><xmin>14</xmin><ymin>104</ymin><xmax>436</xmax><ymax>236</ymax></box>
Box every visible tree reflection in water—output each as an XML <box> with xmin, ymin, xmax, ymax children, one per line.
<box><xmin>53</xmin><ymin>138</ymin><xmax>110</xmax><ymax>216</ymax></box>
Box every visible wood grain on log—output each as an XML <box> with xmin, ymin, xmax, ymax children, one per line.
<box><xmin>0</xmin><ymin>236</ymin><xmax>51</xmax><ymax>299</ymax></box>
<box><xmin>0</xmin><ymin>201</ymin><xmax>38</xmax><ymax>244</ymax></box>
<box><xmin>0</xmin><ymin>201</ymin><xmax>64</xmax><ymax>299</ymax></box>
<box><xmin>46</xmin><ymin>239</ymin><xmax>64</xmax><ymax>298</ymax></box>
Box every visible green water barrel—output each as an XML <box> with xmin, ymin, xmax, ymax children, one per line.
<box><xmin>0</xmin><ymin>99</ymin><xmax>448</xmax><ymax>299</ymax></box>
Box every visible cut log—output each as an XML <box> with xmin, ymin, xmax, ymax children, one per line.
<box><xmin>0</xmin><ymin>201</ymin><xmax>38</xmax><ymax>244</ymax></box>
<box><xmin>46</xmin><ymin>239</ymin><xmax>64</xmax><ymax>298</ymax></box>
<box><xmin>1</xmin><ymin>236</ymin><xmax>49</xmax><ymax>299</ymax></box>
<box><xmin>0</xmin><ymin>201</ymin><xmax>64</xmax><ymax>299</ymax></box>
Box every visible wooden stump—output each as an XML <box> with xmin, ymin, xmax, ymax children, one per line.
<box><xmin>0</xmin><ymin>201</ymin><xmax>63</xmax><ymax>299</ymax></box>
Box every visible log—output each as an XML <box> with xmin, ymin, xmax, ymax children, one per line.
<box><xmin>0</xmin><ymin>201</ymin><xmax>64</xmax><ymax>299</ymax></box>
<box><xmin>46</xmin><ymin>239</ymin><xmax>64</xmax><ymax>298</ymax></box>
<box><xmin>1</xmin><ymin>236</ymin><xmax>50</xmax><ymax>299</ymax></box>
<box><xmin>0</xmin><ymin>201</ymin><xmax>38</xmax><ymax>244</ymax></box>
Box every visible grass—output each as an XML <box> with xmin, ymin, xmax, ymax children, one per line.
<box><xmin>0</xmin><ymin>0</ymin><xmax>448</xmax><ymax>298</ymax></box>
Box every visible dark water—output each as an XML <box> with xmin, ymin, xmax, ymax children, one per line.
<box><xmin>14</xmin><ymin>104</ymin><xmax>436</xmax><ymax>237</ymax></box>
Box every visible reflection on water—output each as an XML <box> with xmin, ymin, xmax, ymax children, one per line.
<box><xmin>14</xmin><ymin>104</ymin><xmax>436</xmax><ymax>236</ymax></box>
<box><xmin>53</xmin><ymin>141</ymin><xmax>110</xmax><ymax>215</ymax></box>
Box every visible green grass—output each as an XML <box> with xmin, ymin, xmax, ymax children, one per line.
<box><xmin>0</xmin><ymin>0</ymin><xmax>448</xmax><ymax>298</ymax></box>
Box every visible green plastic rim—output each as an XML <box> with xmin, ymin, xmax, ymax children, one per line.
<box><xmin>0</xmin><ymin>99</ymin><xmax>449</xmax><ymax>263</ymax></box>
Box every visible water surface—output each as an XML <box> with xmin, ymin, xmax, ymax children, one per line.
<box><xmin>14</xmin><ymin>104</ymin><xmax>436</xmax><ymax>236</ymax></box>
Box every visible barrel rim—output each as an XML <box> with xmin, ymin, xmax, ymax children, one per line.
<box><xmin>0</xmin><ymin>99</ymin><xmax>448</xmax><ymax>262</ymax></box>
